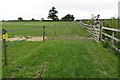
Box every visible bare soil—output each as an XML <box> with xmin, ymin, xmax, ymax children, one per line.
<box><xmin>7</xmin><ymin>35</ymin><xmax>47</xmax><ymax>41</ymax></box>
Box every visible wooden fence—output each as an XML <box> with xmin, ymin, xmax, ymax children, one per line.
<box><xmin>78</xmin><ymin>21</ymin><xmax>120</xmax><ymax>53</ymax></box>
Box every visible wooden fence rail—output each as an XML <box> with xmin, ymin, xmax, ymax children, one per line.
<box><xmin>102</xmin><ymin>27</ymin><xmax>120</xmax><ymax>32</ymax></box>
<box><xmin>78</xmin><ymin>22</ymin><xmax>120</xmax><ymax>53</ymax></box>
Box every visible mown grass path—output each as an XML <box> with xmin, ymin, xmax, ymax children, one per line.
<box><xmin>2</xmin><ymin>22</ymin><xmax>118</xmax><ymax>78</ymax></box>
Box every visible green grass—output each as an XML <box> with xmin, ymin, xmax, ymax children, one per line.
<box><xmin>2</xmin><ymin>22</ymin><xmax>118</xmax><ymax>78</ymax></box>
<box><xmin>2</xmin><ymin>22</ymin><xmax>90</xmax><ymax>37</ymax></box>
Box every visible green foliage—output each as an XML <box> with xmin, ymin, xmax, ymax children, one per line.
<box><xmin>82</xmin><ymin>19</ymin><xmax>93</xmax><ymax>25</ymax></box>
<box><xmin>48</xmin><ymin>7</ymin><xmax>59</xmax><ymax>21</ymax></box>
<box><xmin>102</xmin><ymin>38</ymin><xmax>120</xmax><ymax>54</ymax></box>
<box><xmin>61</xmin><ymin>14</ymin><xmax>75</xmax><ymax>21</ymax></box>
<box><xmin>103</xmin><ymin>17</ymin><xmax>120</xmax><ymax>50</ymax></box>
<box><xmin>82</xmin><ymin>17</ymin><xmax>120</xmax><ymax>53</ymax></box>
<box><xmin>102</xmin><ymin>38</ymin><xmax>111</xmax><ymax>48</ymax></box>
<box><xmin>103</xmin><ymin>17</ymin><xmax>118</xmax><ymax>29</ymax></box>
<box><xmin>18</xmin><ymin>17</ymin><xmax>23</xmax><ymax>21</ymax></box>
<box><xmin>31</xmin><ymin>18</ymin><xmax>35</xmax><ymax>21</ymax></box>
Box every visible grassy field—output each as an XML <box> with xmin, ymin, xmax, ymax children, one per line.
<box><xmin>2</xmin><ymin>22</ymin><xmax>118</xmax><ymax>78</ymax></box>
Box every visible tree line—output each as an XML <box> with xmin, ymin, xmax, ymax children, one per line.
<box><xmin>18</xmin><ymin>7</ymin><xmax>75</xmax><ymax>21</ymax></box>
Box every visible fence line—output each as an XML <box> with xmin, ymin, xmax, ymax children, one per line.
<box><xmin>2</xmin><ymin>26</ymin><xmax>55</xmax><ymax>65</ymax></box>
<box><xmin>7</xmin><ymin>30</ymin><xmax>55</xmax><ymax>47</ymax></box>
<box><xmin>78</xmin><ymin>21</ymin><xmax>120</xmax><ymax>53</ymax></box>
<box><xmin>7</xmin><ymin>32</ymin><xmax>45</xmax><ymax>47</ymax></box>
<box><xmin>102</xmin><ymin>32</ymin><xmax>120</xmax><ymax>42</ymax></box>
<box><xmin>2</xmin><ymin>22</ymin><xmax>71</xmax><ymax>65</ymax></box>
<box><xmin>102</xmin><ymin>27</ymin><xmax>120</xmax><ymax>32</ymax></box>
<box><xmin>8</xmin><ymin>26</ymin><xmax>43</xmax><ymax>32</ymax></box>
<box><xmin>3</xmin><ymin>23</ymin><xmax>71</xmax><ymax>47</ymax></box>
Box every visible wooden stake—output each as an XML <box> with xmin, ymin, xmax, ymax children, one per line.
<box><xmin>99</xmin><ymin>22</ymin><xmax>103</xmax><ymax>42</ymax></box>
<box><xmin>112</xmin><ymin>31</ymin><xmax>115</xmax><ymax>46</ymax></box>
<box><xmin>43</xmin><ymin>26</ymin><xmax>45</xmax><ymax>42</ymax></box>
<box><xmin>2</xmin><ymin>29</ymin><xmax>7</xmax><ymax>65</ymax></box>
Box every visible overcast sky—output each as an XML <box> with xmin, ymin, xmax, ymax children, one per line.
<box><xmin>0</xmin><ymin>0</ymin><xmax>119</xmax><ymax>20</ymax></box>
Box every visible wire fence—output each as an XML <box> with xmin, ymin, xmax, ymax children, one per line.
<box><xmin>2</xmin><ymin>22</ymin><xmax>72</xmax><ymax>65</ymax></box>
<box><xmin>7</xmin><ymin>26</ymin><xmax>43</xmax><ymax>33</ymax></box>
<box><xmin>2</xmin><ymin>26</ymin><xmax>43</xmax><ymax>34</ymax></box>
<box><xmin>7</xmin><ymin>30</ymin><xmax>56</xmax><ymax>47</ymax></box>
<box><xmin>4</xmin><ymin>26</ymin><xmax>53</xmax><ymax>47</ymax></box>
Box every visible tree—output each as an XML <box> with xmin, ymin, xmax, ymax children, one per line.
<box><xmin>18</xmin><ymin>17</ymin><xmax>23</xmax><ymax>21</ymax></box>
<box><xmin>91</xmin><ymin>14</ymin><xmax>100</xmax><ymax>25</ymax></box>
<box><xmin>41</xmin><ymin>18</ymin><xmax>44</xmax><ymax>21</ymax></box>
<box><xmin>31</xmin><ymin>18</ymin><xmax>35</xmax><ymax>21</ymax></box>
<box><xmin>48</xmin><ymin>7</ymin><xmax>59</xmax><ymax>21</ymax></box>
<box><xmin>95</xmin><ymin>14</ymin><xmax>100</xmax><ymax>21</ymax></box>
<box><xmin>61</xmin><ymin>14</ymin><xmax>75</xmax><ymax>21</ymax></box>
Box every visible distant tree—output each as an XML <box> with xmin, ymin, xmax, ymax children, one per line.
<box><xmin>95</xmin><ymin>14</ymin><xmax>100</xmax><ymax>21</ymax></box>
<box><xmin>95</xmin><ymin>14</ymin><xmax>100</xmax><ymax>25</ymax></box>
<box><xmin>41</xmin><ymin>18</ymin><xmax>44</xmax><ymax>21</ymax></box>
<box><xmin>18</xmin><ymin>17</ymin><xmax>23</xmax><ymax>21</ymax></box>
<box><xmin>91</xmin><ymin>14</ymin><xmax>100</xmax><ymax>25</ymax></box>
<box><xmin>48</xmin><ymin>7</ymin><xmax>59</xmax><ymax>21</ymax></box>
<box><xmin>61</xmin><ymin>14</ymin><xmax>75</xmax><ymax>21</ymax></box>
<box><xmin>31</xmin><ymin>18</ymin><xmax>35</xmax><ymax>21</ymax></box>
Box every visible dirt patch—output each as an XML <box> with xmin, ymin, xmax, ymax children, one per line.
<box><xmin>27</xmin><ymin>37</ymin><xmax>44</xmax><ymax>41</ymax></box>
<box><xmin>7</xmin><ymin>36</ymin><xmax>46</xmax><ymax>41</ymax></box>
<box><xmin>6</xmin><ymin>35</ymin><xmax>93</xmax><ymax>41</ymax></box>
<box><xmin>54</xmin><ymin>35</ymin><xmax>93</xmax><ymax>40</ymax></box>
<box><xmin>74</xmin><ymin>36</ymin><xmax>93</xmax><ymax>40</ymax></box>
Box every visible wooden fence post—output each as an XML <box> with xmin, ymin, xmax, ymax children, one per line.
<box><xmin>112</xmin><ymin>31</ymin><xmax>115</xmax><ymax>46</ymax></box>
<box><xmin>2</xmin><ymin>29</ymin><xmax>7</xmax><ymax>65</ymax></box>
<box><xmin>43</xmin><ymin>26</ymin><xmax>45</xmax><ymax>42</ymax></box>
<box><xmin>99</xmin><ymin>22</ymin><xmax>103</xmax><ymax>41</ymax></box>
